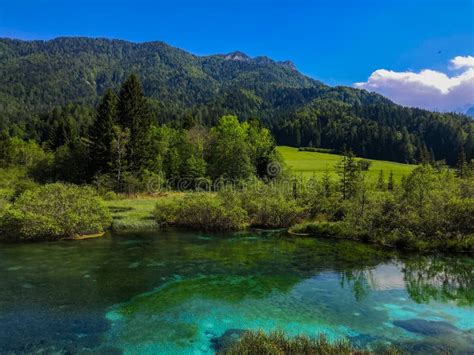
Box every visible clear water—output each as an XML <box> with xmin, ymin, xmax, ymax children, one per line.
<box><xmin>0</xmin><ymin>230</ymin><xmax>472</xmax><ymax>354</ymax></box>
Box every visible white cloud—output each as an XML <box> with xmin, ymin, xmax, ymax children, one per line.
<box><xmin>354</xmin><ymin>56</ymin><xmax>474</xmax><ymax>112</ymax></box>
<box><xmin>451</xmin><ymin>55</ymin><xmax>474</xmax><ymax>69</ymax></box>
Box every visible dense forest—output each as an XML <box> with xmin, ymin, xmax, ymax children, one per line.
<box><xmin>0</xmin><ymin>74</ymin><xmax>278</xmax><ymax>189</ymax></box>
<box><xmin>0</xmin><ymin>37</ymin><xmax>473</xmax><ymax>166</ymax></box>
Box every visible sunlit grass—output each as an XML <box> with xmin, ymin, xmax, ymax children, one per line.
<box><xmin>106</xmin><ymin>193</ymin><xmax>189</xmax><ymax>232</ymax></box>
<box><xmin>277</xmin><ymin>146</ymin><xmax>417</xmax><ymax>182</ymax></box>
<box><xmin>106</xmin><ymin>196</ymin><xmax>159</xmax><ymax>232</ymax></box>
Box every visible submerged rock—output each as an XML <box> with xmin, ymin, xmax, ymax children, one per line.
<box><xmin>210</xmin><ymin>329</ymin><xmax>246</xmax><ymax>352</ymax></box>
<box><xmin>393</xmin><ymin>319</ymin><xmax>459</xmax><ymax>336</ymax></box>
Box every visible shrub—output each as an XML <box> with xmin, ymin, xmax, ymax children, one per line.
<box><xmin>298</xmin><ymin>147</ymin><xmax>336</xmax><ymax>154</ymax></box>
<box><xmin>154</xmin><ymin>192</ymin><xmax>248</xmax><ymax>231</ymax></box>
<box><xmin>0</xmin><ymin>198</ymin><xmax>10</xmax><ymax>221</ymax></box>
<box><xmin>0</xmin><ymin>167</ymin><xmax>39</xmax><ymax>201</ymax></box>
<box><xmin>154</xmin><ymin>186</ymin><xmax>309</xmax><ymax>231</ymax></box>
<box><xmin>290</xmin><ymin>221</ymin><xmax>350</xmax><ymax>238</ymax></box>
<box><xmin>239</xmin><ymin>185</ymin><xmax>309</xmax><ymax>228</ymax></box>
<box><xmin>1</xmin><ymin>183</ymin><xmax>111</xmax><ymax>241</ymax></box>
<box><xmin>154</xmin><ymin>197</ymin><xmax>181</xmax><ymax>226</ymax></box>
<box><xmin>443</xmin><ymin>197</ymin><xmax>474</xmax><ymax>235</ymax></box>
<box><xmin>358</xmin><ymin>159</ymin><xmax>372</xmax><ymax>171</ymax></box>
<box><xmin>103</xmin><ymin>191</ymin><xmax>119</xmax><ymax>201</ymax></box>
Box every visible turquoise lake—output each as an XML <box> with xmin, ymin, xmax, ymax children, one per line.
<box><xmin>0</xmin><ymin>231</ymin><xmax>473</xmax><ymax>354</ymax></box>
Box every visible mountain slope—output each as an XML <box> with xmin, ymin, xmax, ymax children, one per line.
<box><xmin>0</xmin><ymin>37</ymin><xmax>472</xmax><ymax>165</ymax></box>
<box><xmin>0</xmin><ymin>37</ymin><xmax>316</xmax><ymax>113</ymax></box>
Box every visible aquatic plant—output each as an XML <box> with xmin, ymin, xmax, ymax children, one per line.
<box><xmin>219</xmin><ymin>330</ymin><xmax>401</xmax><ymax>354</ymax></box>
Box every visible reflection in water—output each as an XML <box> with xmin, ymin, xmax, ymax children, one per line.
<box><xmin>402</xmin><ymin>255</ymin><xmax>474</xmax><ymax>306</ymax></box>
<box><xmin>0</xmin><ymin>230</ymin><xmax>472</xmax><ymax>353</ymax></box>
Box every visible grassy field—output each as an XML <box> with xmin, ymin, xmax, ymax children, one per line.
<box><xmin>105</xmin><ymin>193</ymin><xmax>189</xmax><ymax>232</ymax></box>
<box><xmin>106</xmin><ymin>196</ymin><xmax>159</xmax><ymax>232</ymax></box>
<box><xmin>277</xmin><ymin>146</ymin><xmax>417</xmax><ymax>182</ymax></box>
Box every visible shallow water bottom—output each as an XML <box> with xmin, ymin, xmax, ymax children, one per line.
<box><xmin>0</xmin><ymin>231</ymin><xmax>472</xmax><ymax>354</ymax></box>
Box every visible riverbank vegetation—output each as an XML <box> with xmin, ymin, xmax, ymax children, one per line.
<box><xmin>289</xmin><ymin>162</ymin><xmax>474</xmax><ymax>251</ymax></box>
<box><xmin>149</xmin><ymin>162</ymin><xmax>474</xmax><ymax>251</ymax></box>
<box><xmin>153</xmin><ymin>183</ymin><xmax>308</xmax><ymax>231</ymax></box>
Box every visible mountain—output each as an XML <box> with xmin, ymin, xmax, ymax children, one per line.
<box><xmin>0</xmin><ymin>37</ymin><xmax>472</xmax><ymax>165</ymax></box>
<box><xmin>466</xmin><ymin>106</ymin><xmax>474</xmax><ymax>118</ymax></box>
<box><xmin>0</xmin><ymin>37</ymin><xmax>315</xmax><ymax>113</ymax></box>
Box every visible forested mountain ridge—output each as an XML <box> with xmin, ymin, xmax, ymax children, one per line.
<box><xmin>0</xmin><ymin>37</ymin><xmax>316</xmax><ymax>112</ymax></box>
<box><xmin>0</xmin><ymin>37</ymin><xmax>472</xmax><ymax>165</ymax></box>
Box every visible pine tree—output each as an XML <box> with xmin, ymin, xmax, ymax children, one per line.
<box><xmin>376</xmin><ymin>170</ymin><xmax>385</xmax><ymax>190</ymax></box>
<box><xmin>0</xmin><ymin>130</ymin><xmax>11</xmax><ymax>167</ymax></box>
<box><xmin>387</xmin><ymin>171</ymin><xmax>395</xmax><ymax>191</ymax></box>
<box><xmin>321</xmin><ymin>169</ymin><xmax>331</xmax><ymax>197</ymax></box>
<box><xmin>111</xmin><ymin>125</ymin><xmax>130</xmax><ymax>191</ymax></box>
<box><xmin>456</xmin><ymin>146</ymin><xmax>468</xmax><ymax>178</ymax></box>
<box><xmin>89</xmin><ymin>89</ymin><xmax>118</xmax><ymax>176</ymax></box>
<box><xmin>336</xmin><ymin>150</ymin><xmax>361</xmax><ymax>199</ymax></box>
<box><xmin>430</xmin><ymin>148</ymin><xmax>435</xmax><ymax>164</ymax></box>
<box><xmin>417</xmin><ymin>142</ymin><xmax>431</xmax><ymax>165</ymax></box>
<box><xmin>118</xmin><ymin>74</ymin><xmax>153</xmax><ymax>172</ymax></box>
<box><xmin>465</xmin><ymin>127</ymin><xmax>474</xmax><ymax>162</ymax></box>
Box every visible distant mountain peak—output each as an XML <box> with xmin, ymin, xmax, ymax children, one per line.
<box><xmin>466</xmin><ymin>106</ymin><xmax>474</xmax><ymax>118</ymax></box>
<box><xmin>224</xmin><ymin>51</ymin><xmax>250</xmax><ymax>61</ymax></box>
<box><xmin>278</xmin><ymin>60</ymin><xmax>297</xmax><ymax>70</ymax></box>
<box><xmin>223</xmin><ymin>51</ymin><xmax>297</xmax><ymax>70</ymax></box>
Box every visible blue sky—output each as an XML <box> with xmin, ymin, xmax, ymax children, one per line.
<box><xmin>0</xmin><ymin>0</ymin><xmax>473</xmax><ymax>111</ymax></box>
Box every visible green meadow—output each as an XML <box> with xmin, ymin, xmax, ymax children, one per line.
<box><xmin>106</xmin><ymin>197</ymin><xmax>159</xmax><ymax>232</ymax></box>
<box><xmin>277</xmin><ymin>146</ymin><xmax>417</xmax><ymax>182</ymax></box>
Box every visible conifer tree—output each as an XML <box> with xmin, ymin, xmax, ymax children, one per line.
<box><xmin>417</xmin><ymin>142</ymin><xmax>431</xmax><ymax>165</ymax></box>
<box><xmin>336</xmin><ymin>150</ymin><xmax>360</xmax><ymax>199</ymax></box>
<box><xmin>89</xmin><ymin>89</ymin><xmax>118</xmax><ymax>176</ymax></box>
<box><xmin>456</xmin><ymin>146</ymin><xmax>468</xmax><ymax>178</ymax></box>
<box><xmin>0</xmin><ymin>130</ymin><xmax>11</xmax><ymax>167</ymax></box>
<box><xmin>376</xmin><ymin>170</ymin><xmax>385</xmax><ymax>190</ymax></box>
<box><xmin>118</xmin><ymin>74</ymin><xmax>153</xmax><ymax>172</ymax></box>
<box><xmin>111</xmin><ymin>125</ymin><xmax>130</xmax><ymax>191</ymax></box>
<box><xmin>321</xmin><ymin>169</ymin><xmax>331</xmax><ymax>197</ymax></box>
<box><xmin>387</xmin><ymin>171</ymin><xmax>395</xmax><ymax>191</ymax></box>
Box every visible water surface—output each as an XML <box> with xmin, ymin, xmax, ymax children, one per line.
<box><xmin>0</xmin><ymin>231</ymin><xmax>473</xmax><ymax>353</ymax></box>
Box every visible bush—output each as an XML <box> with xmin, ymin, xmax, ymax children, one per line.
<box><xmin>1</xmin><ymin>183</ymin><xmax>112</xmax><ymax>241</ymax></box>
<box><xmin>0</xmin><ymin>198</ymin><xmax>10</xmax><ymax>220</ymax></box>
<box><xmin>298</xmin><ymin>147</ymin><xmax>336</xmax><ymax>154</ymax></box>
<box><xmin>154</xmin><ymin>197</ymin><xmax>182</xmax><ymax>226</ymax></box>
<box><xmin>443</xmin><ymin>197</ymin><xmax>474</xmax><ymax>235</ymax></box>
<box><xmin>0</xmin><ymin>167</ymin><xmax>39</xmax><ymax>201</ymax></box>
<box><xmin>290</xmin><ymin>221</ymin><xmax>350</xmax><ymax>238</ymax></box>
<box><xmin>358</xmin><ymin>159</ymin><xmax>372</xmax><ymax>171</ymax></box>
<box><xmin>238</xmin><ymin>184</ymin><xmax>309</xmax><ymax>228</ymax></box>
<box><xmin>154</xmin><ymin>192</ymin><xmax>248</xmax><ymax>231</ymax></box>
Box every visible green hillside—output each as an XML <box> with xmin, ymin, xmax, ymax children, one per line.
<box><xmin>278</xmin><ymin>146</ymin><xmax>417</xmax><ymax>182</ymax></box>
<box><xmin>0</xmin><ymin>37</ymin><xmax>472</xmax><ymax>166</ymax></box>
